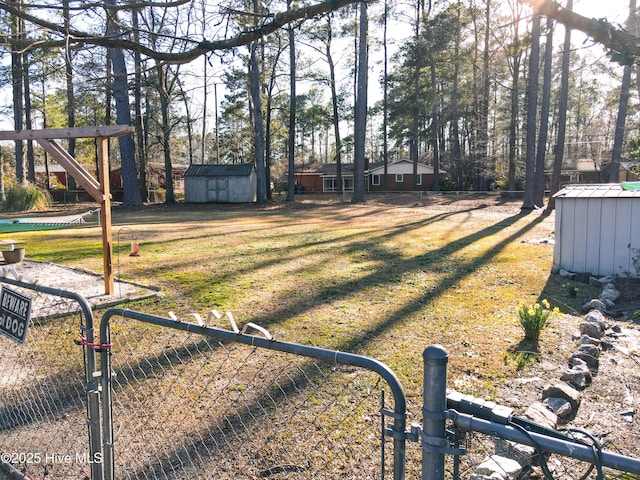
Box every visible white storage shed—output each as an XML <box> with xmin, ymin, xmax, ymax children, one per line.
<box><xmin>553</xmin><ymin>184</ymin><xmax>640</xmax><ymax>278</ymax></box>
<box><xmin>184</xmin><ymin>164</ymin><xmax>257</xmax><ymax>203</ymax></box>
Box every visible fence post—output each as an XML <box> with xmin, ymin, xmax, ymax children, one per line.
<box><xmin>422</xmin><ymin>344</ymin><xmax>448</xmax><ymax>480</ymax></box>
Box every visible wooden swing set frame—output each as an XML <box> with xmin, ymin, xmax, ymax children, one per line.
<box><xmin>0</xmin><ymin>125</ymin><xmax>135</xmax><ymax>295</ymax></box>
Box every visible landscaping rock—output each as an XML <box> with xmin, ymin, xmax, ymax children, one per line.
<box><xmin>541</xmin><ymin>382</ymin><xmax>581</xmax><ymax>413</ymax></box>
<box><xmin>577</xmin><ymin>334</ymin><xmax>601</xmax><ymax>347</ymax></box>
<box><xmin>598</xmin><ymin>285</ymin><xmax>621</xmax><ymax>303</ymax></box>
<box><xmin>569</xmin><ymin>351</ymin><xmax>599</xmax><ymax>371</ymax></box>
<box><xmin>522</xmin><ymin>402</ymin><xmax>558</xmax><ymax>430</ymax></box>
<box><xmin>581</xmin><ymin>299</ymin><xmax>607</xmax><ymax>313</ymax></box>
<box><xmin>472</xmin><ymin>455</ymin><xmax>523</xmax><ymax>480</ymax></box>
<box><xmin>580</xmin><ymin>321</ymin><xmax>603</xmax><ymax>339</ymax></box>
<box><xmin>544</xmin><ymin>397</ymin><xmax>573</xmax><ymax>419</ymax></box>
<box><xmin>560</xmin><ymin>363</ymin><xmax>592</xmax><ymax>389</ymax></box>
<box><xmin>577</xmin><ymin>343</ymin><xmax>600</xmax><ymax>358</ymax></box>
<box><xmin>494</xmin><ymin>439</ymin><xmax>536</xmax><ymax>468</ymax></box>
<box><xmin>584</xmin><ymin>309</ymin><xmax>608</xmax><ymax>330</ymax></box>
<box><xmin>589</xmin><ymin>276</ymin><xmax>614</xmax><ymax>287</ymax></box>
<box><xmin>559</xmin><ymin>269</ymin><xmax>575</xmax><ymax>279</ymax></box>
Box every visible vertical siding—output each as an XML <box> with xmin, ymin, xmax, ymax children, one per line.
<box><xmin>598</xmin><ymin>200</ymin><xmax>616</xmax><ymax>275</ymax></box>
<box><xmin>571</xmin><ymin>198</ymin><xmax>589</xmax><ymax>273</ymax></box>
<box><xmin>632</xmin><ymin>200</ymin><xmax>640</xmax><ymax>276</ymax></box>
<box><xmin>612</xmin><ymin>199</ymin><xmax>633</xmax><ymax>276</ymax></box>
<box><xmin>555</xmin><ymin>194</ymin><xmax>640</xmax><ymax>277</ymax></box>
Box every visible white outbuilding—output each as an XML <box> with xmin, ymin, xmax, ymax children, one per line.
<box><xmin>184</xmin><ymin>164</ymin><xmax>257</xmax><ymax>203</ymax></box>
<box><xmin>553</xmin><ymin>184</ymin><xmax>640</xmax><ymax>278</ymax></box>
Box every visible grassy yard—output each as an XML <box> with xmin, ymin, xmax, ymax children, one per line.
<box><xmin>15</xmin><ymin>195</ymin><xmax>597</xmax><ymax>404</ymax></box>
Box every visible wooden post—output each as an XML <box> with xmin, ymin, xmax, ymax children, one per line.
<box><xmin>0</xmin><ymin>125</ymin><xmax>133</xmax><ymax>295</ymax></box>
<box><xmin>96</xmin><ymin>137</ymin><xmax>114</xmax><ymax>294</ymax></box>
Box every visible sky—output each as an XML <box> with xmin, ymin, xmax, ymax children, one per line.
<box><xmin>572</xmin><ymin>0</ymin><xmax>631</xmax><ymax>24</ymax></box>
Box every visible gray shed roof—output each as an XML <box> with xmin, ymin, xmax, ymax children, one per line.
<box><xmin>554</xmin><ymin>183</ymin><xmax>640</xmax><ymax>199</ymax></box>
<box><xmin>185</xmin><ymin>164</ymin><xmax>254</xmax><ymax>177</ymax></box>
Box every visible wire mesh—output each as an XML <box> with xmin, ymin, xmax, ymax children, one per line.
<box><xmin>446</xmin><ymin>425</ymin><xmax>630</xmax><ymax>480</ymax></box>
<box><xmin>0</xmin><ymin>283</ymin><xmax>94</xmax><ymax>480</ymax></box>
<box><xmin>104</xmin><ymin>315</ymin><xmax>402</xmax><ymax>480</ymax></box>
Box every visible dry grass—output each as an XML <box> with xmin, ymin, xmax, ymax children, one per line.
<box><xmin>15</xmin><ymin>193</ymin><xmax>584</xmax><ymax>406</ymax></box>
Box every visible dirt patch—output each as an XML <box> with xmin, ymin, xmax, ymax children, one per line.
<box><xmin>0</xmin><ymin>259</ymin><xmax>160</xmax><ymax>319</ymax></box>
<box><xmin>497</xmin><ymin>276</ymin><xmax>640</xmax><ymax>466</ymax></box>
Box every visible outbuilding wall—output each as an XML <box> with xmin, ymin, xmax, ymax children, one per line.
<box><xmin>184</xmin><ymin>164</ymin><xmax>257</xmax><ymax>203</ymax></box>
<box><xmin>553</xmin><ymin>185</ymin><xmax>640</xmax><ymax>277</ymax></box>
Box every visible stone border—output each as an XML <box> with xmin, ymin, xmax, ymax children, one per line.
<box><xmin>470</xmin><ymin>271</ymin><xmax>623</xmax><ymax>479</ymax></box>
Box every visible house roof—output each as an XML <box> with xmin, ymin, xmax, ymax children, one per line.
<box><xmin>554</xmin><ymin>183</ymin><xmax>640</xmax><ymax>199</ymax></box>
<box><xmin>294</xmin><ymin>163</ymin><xmax>356</xmax><ymax>176</ymax></box>
<box><xmin>295</xmin><ymin>159</ymin><xmax>443</xmax><ymax>176</ymax></box>
<box><xmin>368</xmin><ymin>159</ymin><xmax>438</xmax><ymax>174</ymax></box>
<box><xmin>185</xmin><ymin>164</ymin><xmax>254</xmax><ymax>177</ymax></box>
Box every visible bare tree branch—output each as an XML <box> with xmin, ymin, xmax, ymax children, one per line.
<box><xmin>0</xmin><ymin>0</ymin><xmax>361</xmax><ymax>63</ymax></box>
<box><xmin>524</xmin><ymin>0</ymin><xmax>640</xmax><ymax>63</ymax></box>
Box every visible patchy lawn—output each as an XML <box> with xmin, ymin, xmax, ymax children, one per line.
<box><xmin>17</xmin><ymin>194</ymin><xmax>574</xmax><ymax>400</ymax></box>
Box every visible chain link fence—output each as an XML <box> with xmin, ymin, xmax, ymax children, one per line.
<box><xmin>0</xmin><ymin>277</ymin><xmax>101</xmax><ymax>480</ymax></box>
<box><xmin>99</xmin><ymin>309</ymin><xmax>411</xmax><ymax>480</ymax></box>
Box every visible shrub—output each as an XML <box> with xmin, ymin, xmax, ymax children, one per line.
<box><xmin>1</xmin><ymin>183</ymin><xmax>52</xmax><ymax>212</ymax></box>
<box><xmin>517</xmin><ymin>299</ymin><xmax>557</xmax><ymax>342</ymax></box>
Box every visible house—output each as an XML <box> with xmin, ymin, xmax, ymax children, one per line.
<box><xmin>620</xmin><ymin>162</ymin><xmax>640</xmax><ymax>182</ymax></box>
<box><xmin>368</xmin><ymin>159</ymin><xmax>440</xmax><ymax>192</ymax></box>
<box><xmin>293</xmin><ymin>163</ymin><xmax>356</xmax><ymax>193</ymax></box>
<box><xmin>545</xmin><ymin>158</ymin><xmax>639</xmax><ymax>188</ymax></box>
<box><xmin>35</xmin><ymin>163</ymin><xmax>98</xmax><ymax>201</ymax></box>
<box><xmin>293</xmin><ymin>159</ymin><xmax>442</xmax><ymax>193</ymax></box>
<box><xmin>184</xmin><ymin>163</ymin><xmax>257</xmax><ymax>203</ymax></box>
<box><xmin>553</xmin><ymin>184</ymin><xmax>640</xmax><ymax>278</ymax></box>
<box><xmin>110</xmin><ymin>163</ymin><xmax>189</xmax><ymax>193</ymax></box>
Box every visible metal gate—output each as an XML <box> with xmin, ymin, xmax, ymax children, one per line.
<box><xmin>0</xmin><ymin>277</ymin><xmax>101</xmax><ymax>480</ymax></box>
<box><xmin>98</xmin><ymin>308</ymin><xmax>409</xmax><ymax>480</ymax></box>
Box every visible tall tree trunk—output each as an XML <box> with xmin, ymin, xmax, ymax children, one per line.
<box><xmin>449</xmin><ymin>0</ymin><xmax>462</xmax><ymax>187</ymax></box>
<box><xmin>22</xmin><ymin>51</ymin><xmax>35</xmax><ymax>183</ymax></box>
<box><xmin>132</xmin><ymin>8</ymin><xmax>148</xmax><ymax>201</ymax></box>
<box><xmin>411</xmin><ymin>0</ymin><xmax>422</xmax><ymax>190</ymax></box>
<box><xmin>10</xmin><ymin>0</ymin><xmax>25</xmax><ymax>184</ymax></box>
<box><xmin>286</xmin><ymin>0</ymin><xmax>296</xmax><ymax>202</ymax></box>
<box><xmin>326</xmin><ymin>16</ymin><xmax>343</xmax><ymax>195</ymax></box>
<box><xmin>610</xmin><ymin>0</ymin><xmax>635</xmax><ymax>183</ymax></box>
<box><xmin>352</xmin><ymin>0</ymin><xmax>367</xmax><ymax>202</ymax></box>
<box><xmin>523</xmin><ymin>14</ymin><xmax>540</xmax><ymax>210</ymax></box>
<box><xmin>546</xmin><ymin>0</ymin><xmax>573</xmax><ymax>212</ymax></box>
<box><xmin>382</xmin><ymin>0</ymin><xmax>389</xmax><ymax>193</ymax></box>
<box><xmin>250</xmin><ymin>41</ymin><xmax>267</xmax><ymax>204</ymax></box>
<box><xmin>63</xmin><ymin>0</ymin><xmax>78</xmax><ymax>200</ymax></box>
<box><xmin>104</xmin><ymin>0</ymin><xmax>143</xmax><ymax>207</ymax></box>
<box><xmin>426</xmin><ymin>23</ymin><xmax>440</xmax><ymax>191</ymax></box>
<box><xmin>479</xmin><ymin>0</ymin><xmax>491</xmax><ymax>191</ymax></box>
<box><xmin>535</xmin><ymin>18</ymin><xmax>554</xmax><ymax>206</ymax></box>
<box><xmin>157</xmin><ymin>63</ymin><xmax>175</xmax><ymax>204</ymax></box>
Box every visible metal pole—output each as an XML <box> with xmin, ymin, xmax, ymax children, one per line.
<box><xmin>422</xmin><ymin>344</ymin><xmax>448</xmax><ymax>480</ymax></box>
<box><xmin>0</xmin><ymin>277</ymin><xmax>102</xmax><ymax>480</ymax></box>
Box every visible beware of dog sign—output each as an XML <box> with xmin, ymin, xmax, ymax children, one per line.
<box><xmin>0</xmin><ymin>286</ymin><xmax>32</xmax><ymax>345</ymax></box>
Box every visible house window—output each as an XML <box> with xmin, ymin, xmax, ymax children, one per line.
<box><xmin>324</xmin><ymin>177</ymin><xmax>354</xmax><ymax>192</ymax></box>
<box><xmin>343</xmin><ymin>178</ymin><xmax>354</xmax><ymax>191</ymax></box>
<box><xmin>416</xmin><ymin>174</ymin><xmax>422</xmax><ymax>186</ymax></box>
<box><xmin>372</xmin><ymin>174</ymin><xmax>380</xmax><ymax>186</ymax></box>
<box><xmin>395</xmin><ymin>174</ymin><xmax>403</xmax><ymax>183</ymax></box>
<box><xmin>323</xmin><ymin>177</ymin><xmax>337</xmax><ymax>192</ymax></box>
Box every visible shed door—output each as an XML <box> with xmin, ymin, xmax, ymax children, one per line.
<box><xmin>206</xmin><ymin>177</ymin><xmax>229</xmax><ymax>202</ymax></box>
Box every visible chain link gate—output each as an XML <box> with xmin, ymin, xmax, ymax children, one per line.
<box><xmin>0</xmin><ymin>276</ymin><xmax>102</xmax><ymax>480</ymax></box>
<box><xmin>97</xmin><ymin>308</ymin><xmax>410</xmax><ymax>480</ymax></box>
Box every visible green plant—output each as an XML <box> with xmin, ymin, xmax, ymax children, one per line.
<box><xmin>517</xmin><ymin>299</ymin><xmax>557</xmax><ymax>342</ymax></box>
<box><xmin>563</xmin><ymin>282</ymin><xmax>579</xmax><ymax>298</ymax></box>
<box><xmin>1</xmin><ymin>183</ymin><xmax>52</xmax><ymax>212</ymax></box>
<box><xmin>634</xmin><ymin>309</ymin><xmax>640</xmax><ymax>321</ymax></box>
